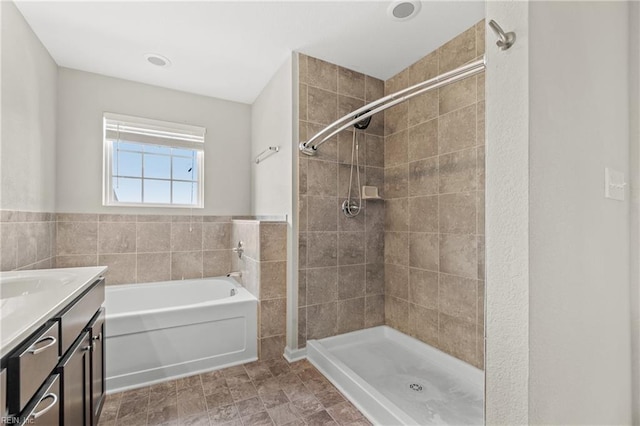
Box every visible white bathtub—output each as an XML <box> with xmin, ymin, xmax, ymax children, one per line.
<box><xmin>104</xmin><ymin>277</ymin><xmax>257</xmax><ymax>392</ymax></box>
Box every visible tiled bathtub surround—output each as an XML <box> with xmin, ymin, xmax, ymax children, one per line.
<box><xmin>55</xmin><ymin>213</ymin><xmax>233</xmax><ymax>285</ymax></box>
<box><xmin>0</xmin><ymin>211</ymin><xmax>56</xmax><ymax>271</ymax></box>
<box><xmin>383</xmin><ymin>21</ymin><xmax>485</xmax><ymax>369</ymax></box>
<box><xmin>232</xmin><ymin>220</ymin><xmax>288</xmax><ymax>360</ymax></box>
<box><xmin>297</xmin><ymin>53</ymin><xmax>386</xmax><ymax>348</ymax></box>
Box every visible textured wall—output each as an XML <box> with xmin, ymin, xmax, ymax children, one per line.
<box><xmin>1</xmin><ymin>2</ymin><xmax>57</xmax><ymax>212</ymax></box>
<box><xmin>231</xmin><ymin>220</ymin><xmax>287</xmax><ymax>359</ymax></box>
<box><xmin>382</xmin><ymin>21</ymin><xmax>485</xmax><ymax>369</ymax></box>
<box><xmin>297</xmin><ymin>54</ymin><xmax>386</xmax><ymax>348</ymax></box>
<box><xmin>53</xmin><ymin>213</ymin><xmax>233</xmax><ymax>284</ymax></box>
<box><xmin>0</xmin><ymin>211</ymin><xmax>56</xmax><ymax>271</ymax></box>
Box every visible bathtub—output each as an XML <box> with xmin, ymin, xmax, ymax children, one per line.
<box><xmin>104</xmin><ymin>277</ymin><xmax>257</xmax><ymax>392</ymax></box>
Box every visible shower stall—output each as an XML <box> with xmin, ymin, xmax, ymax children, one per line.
<box><xmin>295</xmin><ymin>18</ymin><xmax>490</xmax><ymax>425</ymax></box>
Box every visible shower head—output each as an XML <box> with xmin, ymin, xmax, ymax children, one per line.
<box><xmin>353</xmin><ymin>110</ymin><xmax>372</xmax><ymax>130</ymax></box>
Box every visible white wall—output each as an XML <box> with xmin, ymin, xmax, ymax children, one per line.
<box><xmin>1</xmin><ymin>1</ymin><xmax>57</xmax><ymax>212</ymax></box>
<box><xmin>528</xmin><ymin>2</ymin><xmax>631</xmax><ymax>423</ymax></box>
<box><xmin>250</xmin><ymin>55</ymin><xmax>293</xmax><ymax>216</ymax></box>
<box><xmin>484</xmin><ymin>2</ymin><xmax>530</xmax><ymax>423</ymax></box>
<box><xmin>629</xmin><ymin>1</ymin><xmax>640</xmax><ymax>422</ymax></box>
<box><xmin>56</xmin><ymin>68</ymin><xmax>252</xmax><ymax>215</ymax></box>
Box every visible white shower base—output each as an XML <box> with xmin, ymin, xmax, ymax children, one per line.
<box><xmin>307</xmin><ymin>326</ymin><xmax>483</xmax><ymax>425</ymax></box>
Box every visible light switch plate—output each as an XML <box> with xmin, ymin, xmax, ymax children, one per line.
<box><xmin>605</xmin><ymin>167</ymin><xmax>626</xmax><ymax>201</ymax></box>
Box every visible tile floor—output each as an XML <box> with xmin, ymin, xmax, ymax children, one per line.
<box><xmin>98</xmin><ymin>359</ymin><xmax>371</xmax><ymax>426</ymax></box>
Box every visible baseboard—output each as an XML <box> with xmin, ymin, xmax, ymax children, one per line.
<box><xmin>283</xmin><ymin>346</ymin><xmax>307</xmax><ymax>362</ymax></box>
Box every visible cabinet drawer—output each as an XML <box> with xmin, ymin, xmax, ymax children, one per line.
<box><xmin>8</xmin><ymin>321</ymin><xmax>60</xmax><ymax>414</ymax></box>
<box><xmin>55</xmin><ymin>279</ymin><xmax>105</xmax><ymax>355</ymax></box>
<box><xmin>18</xmin><ymin>374</ymin><xmax>60</xmax><ymax>426</ymax></box>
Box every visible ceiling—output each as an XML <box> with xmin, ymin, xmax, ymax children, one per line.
<box><xmin>16</xmin><ymin>1</ymin><xmax>485</xmax><ymax>104</ymax></box>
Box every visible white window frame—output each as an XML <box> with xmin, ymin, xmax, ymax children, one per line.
<box><xmin>103</xmin><ymin>113</ymin><xmax>206</xmax><ymax>208</ymax></box>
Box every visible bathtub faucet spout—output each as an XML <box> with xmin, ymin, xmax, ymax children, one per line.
<box><xmin>226</xmin><ymin>271</ymin><xmax>242</xmax><ymax>278</ymax></box>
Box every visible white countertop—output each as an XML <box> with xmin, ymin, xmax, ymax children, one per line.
<box><xmin>0</xmin><ymin>266</ymin><xmax>107</xmax><ymax>359</ymax></box>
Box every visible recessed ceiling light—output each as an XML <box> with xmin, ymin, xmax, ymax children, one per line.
<box><xmin>144</xmin><ymin>53</ymin><xmax>171</xmax><ymax>68</ymax></box>
<box><xmin>387</xmin><ymin>1</ymin><xmax>421</xmax><ymax>21</ymax></box>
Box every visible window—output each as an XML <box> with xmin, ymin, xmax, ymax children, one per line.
<box><xmin>103</xmin><ymin>113</ymin><xmax>206</xmax><ymax>207</ymax></box>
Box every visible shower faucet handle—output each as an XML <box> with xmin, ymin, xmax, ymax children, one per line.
<box><xmin>232</xmin><ymin>241</ymin><xmax>244</xmax><ymax>259</ymax></box>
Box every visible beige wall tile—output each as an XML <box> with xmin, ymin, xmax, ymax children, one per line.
<box><xmin>203</xmin><ymin>250</ymin><xmax>232</xmax><ymax>278</ymax></box>
<box><xmin>306</xmin><ymin>233</ymin><xmax>337</xmax><ymax>268</ymax></box>
<box><xmin>259</xmin><ymin>223</ymin><xmax>287</xmax><ymax>261</ymax></box>
<box><xmin>35</xmin><ymin>222</ymin><xmax>52</xmax><ymax>261</ymax></box>
<box><xmin>408</xmin><ymin>196</ymin><xmax>438</xmax><ymax>233</ymax></box>
<box><xmin>260</xmin><ymin>261</ymin><xmax>287</xmax><ymax>300</ymax></box>
<box><xmin>1</xmin><ymin>223</ymin><xmax>17</xmax><ymax>270</ymax></box>
<box><xmin>477</xmin><ymin>237</ymin><xmax>485</xmax><ymax>280</ymax></box>
<box><xmin>439</xmin><ymin>192</ymin><xmax>476</xmax><ymax>234</ymax></box>
<box><xmin>99</xmin><ymin>254</ymin><xmax>136</xmax><ymax>285</ymax></box>
<box><xmin>438</xmin><ymin>105</ymin><xmax>476</xmax><ymax>154</ymax></box>
<box><xmin>298</xmin><ymin>233</ymin><xmax>308</xmax><ymax>269</ymax></box>
<box><xmin>365</xmin><ymin>263</ymin><xmax>384</xmax><ymax>295</ymax></box>
<box><xmin>338</xmin><ymin>68</ymin><xmax>365</xmax><ymax>99</ymax></box>
<box><xmin>98</xmin><ymin>222</ymin><xmax>136</xmax><ymax>254</ymax></box>
<box><xmin>384</xmin><ymin>130</ymin><xmax>408</xmax><ymax>167</ymax></box>
<box><xmin>337</xmin><ymin>130</ymin><xmax>366</xmax><ymax>165</ymax></box>
<box><xmin>338</xmin><ymin>264</ymin><xmax>365</xmax><ymax>300</ymax></box>
<box><xmin>171</xmin><ymin>251</ymin><xmax>203</xmax><ymax>280</ymax></box>
<box><xmin>385</xmin><ymin>68</ymin><xmax>409</xmax><ymax>95</ymax></box>
<box><xmin>385</xmin><ymin>296</ymin><xmax>409</xmax><ymax>335</ymax></box>
<box><xmin>307</xmin><ymin>160</ymin><xmax>338</xmax><ymax>197</ymax></box>
<box><xmin>298</xmin><ymin>307</ymin><xmax>307</xmax><ymax>348</ymax></box>
<box><xmin>384</xmin><ymin>232</ymin><xmax>408</xmax><ymax>266</ymax></box>
<box><xmin>137</xmin><ymin>252</ymin><xmax>171</xmax><ymax>283</ymax></box>
<box><xmin>409</xmin><ymin>304</ymin><xmax>439</xmax><ymax>346</ymax></box>
<box><xmin>203</xmin><ymin>222</ymin><xmax>231</xmax><ymax>250</ymax></box>
<box><xmin>439</xmin><ymin>274</ymin><xmax>477</xmax><ymax>323</ymax></box>
<box><xmin>364</xmin><ymin>201</ymin><xmax>384</xmax><ymax>232</ymax></box>
<box><xmin>260</xmin><ymin>335</ymin><xmax>286</xmax><ymax>361</ymax></box>
<box><xmin>477</xmin><ymin>101</ymin><xmax>485</xmax><ymax>146</ymax></box>
<box><xmin>365</xmin><ymin>167</ymin><xmax>385</xmax><ymax>198</ymax></box>
<box><xmin>242</xmin><ymin>257</ymin><xmax>260</xmax><ymax>299</ymax></box>
<box><xmin>408</xmin><ymin>157</ymin><xmax>438</xmax><ymax>197</ymax></box>
<box><xmin>409</xmin><ymin>233</ymin><xmax>439</xmax><ymax>271</ymax></box>
<box><xmin>338</xmin><ymin>203</ymin><xmax>365</xmax><ymax>233</ymax></box>
<box><xmin>16</xmin><ymin>223</ymin><xmax>37</xmax><ymax>268</ymax></box>
<box><xmin>307</xmin><ymin>57</ymin><xmax>337</xmax><ymax>92</ymax></box>
<box><xmin>136</xmin><ymin>222</ymin><xmax>170</xmax><ymax>253</ymax></box>
<box><xmin>55</xmin><ymin>254</ymin><xmax>98</xmax><ymax>269</ymax></box>
<box><xmin>307</xmin><ymin>302</ymin><xmax>337</xmax><ymax>340</ymax></box>
<box><xmin>384</xmin><ymin>164</ymin><xmax>409</xmax><ymax>199</ymax></box>
<box><xmin>337</xmin><ymin>232</ymin><xmax>365</xmax><ymax>265</ymax></box>
<box><xmin>365</xmin><ymin>231</ymin><xmax>384</xmax><ymax>265</ymax></box>
<box><xmin>438</xmin><ymin>234</ymin><xmax>477</xmax><ymax>279</ymax></box>
<box><xmin>438</xmin><ymin>148</ymin><xmax>476</xmax><ymax>194</ymax></box>
<box><xmin>365</xmin><ymin>295</ymin><xmax>385</xmax><ymax>327</ymax></box>
<box><xmin>384</xmin><ymin>103</ymin><xmax>408</xmax><ymax>136</ymax></box>
<box><xmin>298</xmin><ymin>270</ymin><xmax>307</xmax><ymax>307</ymax></box>
<box><xmin>57</xmin><ymin>222</ymin><xmax>97</xmax><ymax>255</ymax></box>
<box><xmin>56</xmin><ymin>213</ymin><xmax>97</xmax><ymax>222</ymax></box>
<box><xmin>365</xmin><ymin>76</ymin><xmax>384</xmax><ymax>103</ymax></box>
<box><xmin>438</xmin><ymin>313</ymin><xmax>477</xmax><ymax>366</ymax></box>
<box><xmin>384</xmin><ymin>198</ymin><xmax>408</xmax><ymax>232</ymax></box>
<box><xmin>136</xmin><ymin>214</ymin><xmax>171</xmax><ymax>222</ymax></box>
<box><xmin>365</xmin><ymin>135</ymin><xmax>384</xmax><ymax>168</ymax></box>
<box><xmin>171</xmin><ymin>223</ymin><xmax>203</xmax><ymax>252</ymax></box>
<box><xmin>408</xmin><ymin>51</ymin><xmax>438</xmax><ymax>86</ymax></box>
<box><xmin>307</xmin><ymin>267</ymin><xmax>337</xmax><ymax>305</ymax></box>
<box><xmin>409</xmin><ymin>268</ymin><xmax>438</xmax><ymax>309</ymax></box>
<box><xmin>337</xmin><ymin>298</ymin><xmax>365</xmax><ymax>334</ymax></box>
<box><xmin>307</xmin><ymin>197</ymin><xmax>338</xmax><ymax>232</ymax></box>
<box><xmin>260</xmin><ymin>298</ymin><xmax>286</xmax><ymax>338</ymax></box>
<box><xmin>299</xmin><ymin>83</ymin><xmax>308</xmax><ymax>121</ymax></box>
<box><xmin>408</xmin><ymin>91</ymin><xmax>438</xmax><ymax>127</ymax></box>
<box><xmin>308</xmin><ymin>87</ymin><xmax>337</xmax><ymax>126</ymax></box>
<box><xmin>408</xmin><ymin>119</ymin><xmax>438</xmax><ymax>161</ymax></box>
<box><xmin>385</xmin><ymin>264</ymin><xmax>408</xmax><ymax>300</ymax></box>
<box><xmin>99</xmin><ymin>214</ymin><xmax>136</xmax><ymax>222</ymax></box>
<box><xmin>305</xmin><ymin>122</ymin><xmax>338</xmax><ymax>162</ymax></box>
<box><xmin>476</xmin><ymin>20</ymin><xmax>486</xmax><ymax>56</ymax></box>
<box><xmin>438</xmin><ymin>26</ymin><xmax>476</xmax><ymax>74</ymax></box>
<box><xmin>439</xmin><ymin>78</ymin><xmax>477</xmax><ymax>116</ymax></box>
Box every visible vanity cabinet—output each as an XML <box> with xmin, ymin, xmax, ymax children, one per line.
<box><xmin>3</xmin><ymin>277</ymin><xmax>105</xmax><ymax>426</ymax></box>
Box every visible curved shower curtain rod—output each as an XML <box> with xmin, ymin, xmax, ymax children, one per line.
<box><xmin>299</xmin><ymin>56</ymin><xmax>485</xmax><ymax>156</ymax></box>
<box><xmin>298</xmin><ymin>19</ymin><xmax>516</xmax><ymax>155</ymax></box>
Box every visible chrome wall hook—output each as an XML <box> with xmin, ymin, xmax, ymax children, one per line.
<box><xmin>489</xmin><ymin>20</ymin><xmax>516</xmax><ymax>50</ymax></box>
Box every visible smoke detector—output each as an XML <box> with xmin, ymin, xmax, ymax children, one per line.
<box><xmin>144</xmin><ymin>53</ymin><xmax>171</xmax><ymax>68</ymax></box>
<box><xmin>388</xmin><ymin>1</ymin><xmax>421</xmax><ymax>21</ymax></box>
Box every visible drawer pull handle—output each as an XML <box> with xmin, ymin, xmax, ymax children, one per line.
<box><xmin>31</xmin><ymin>393</ymin><xmax>58</xmax><ymax>419</ymax></box>
<box><xmin>92</xmin><ymin>333</ymin><xmax>101</xmax><ymax>341</ymax></box>
<box><xmin>28</xmin><ymin>336</ymin><xmax>57</xmax><ymax>355</ymax></box>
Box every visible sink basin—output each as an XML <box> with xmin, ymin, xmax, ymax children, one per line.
<box><xmin>0</xmin><ymin>274</ymin><xmax>77</xmax><ymax>299</ymax></box>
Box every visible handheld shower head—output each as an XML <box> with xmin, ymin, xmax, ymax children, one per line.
<box><xmin>353</xmin><ymin>110</ymin><xmax>372</xmax><ymax>130</ymax></box>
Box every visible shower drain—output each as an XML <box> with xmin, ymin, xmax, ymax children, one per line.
<box><xmin>409</xmin><ymin>383</ymin><xmax>424</xmax><ymax>392</ymax></box>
